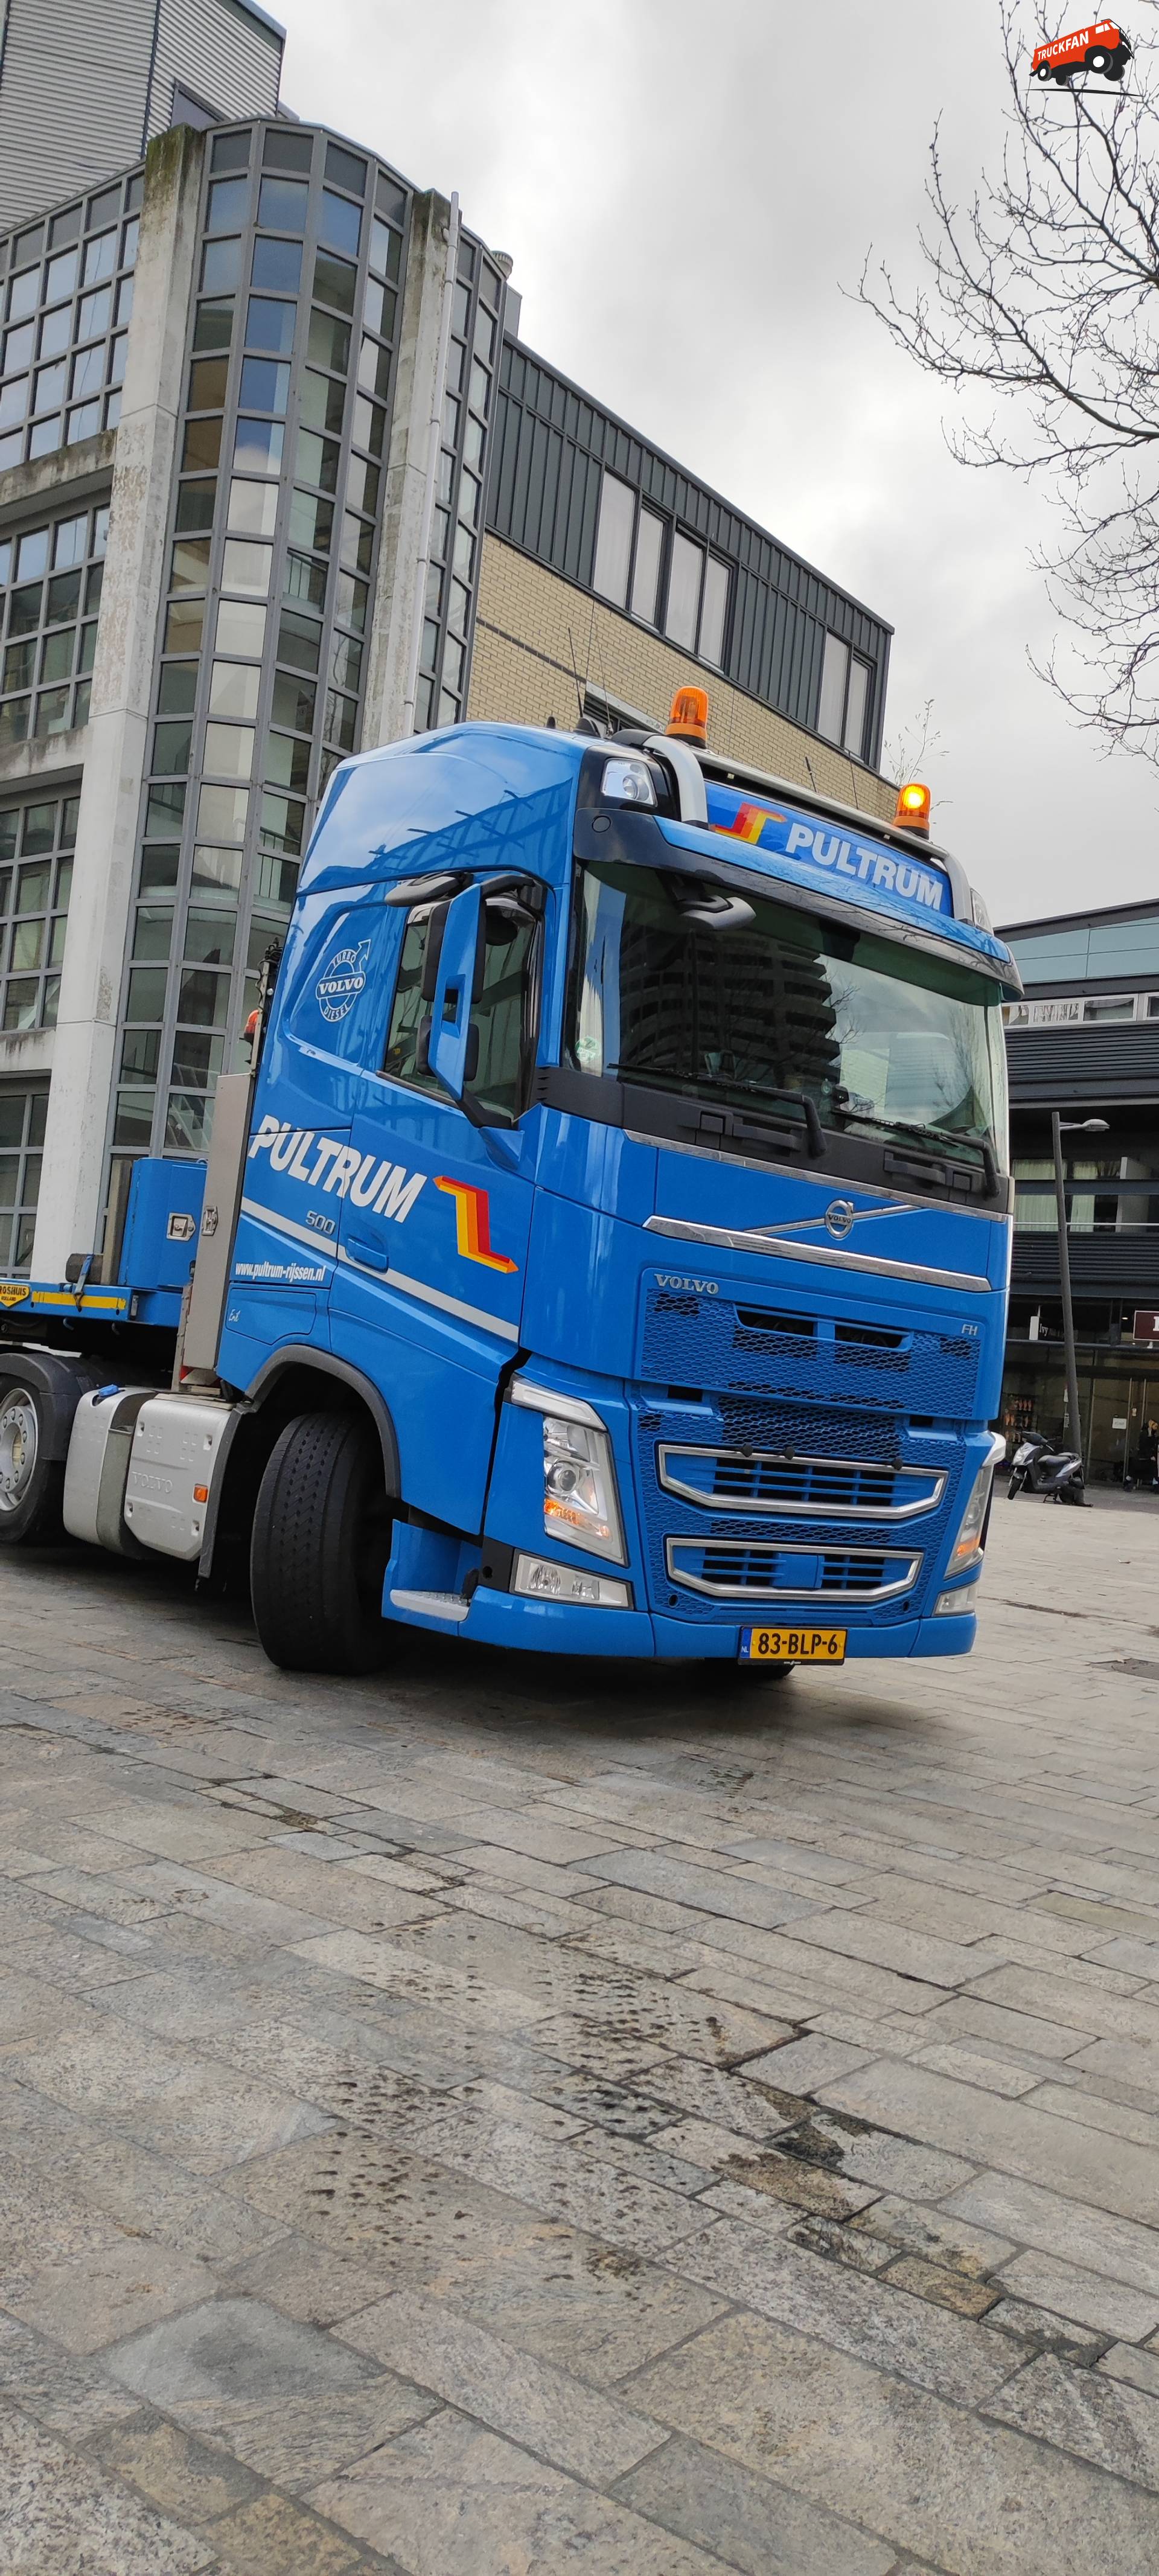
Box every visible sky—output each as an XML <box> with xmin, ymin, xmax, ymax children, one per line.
<box><xmin>270</xmin><ymin>0</ymin><xmax>1159</xmax><ymax>928</ymax></box>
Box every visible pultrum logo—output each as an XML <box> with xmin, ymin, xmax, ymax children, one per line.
<box><xmin>316</xmin><ymin>938</ymin><xmax>371</xmax><ymax>1023</ymax></box>
<box><xmin>435</xmin><ymin>1177</ymin><xmax>519</xmax><ymax>1274</ymax></box>
<box><xmin>1032</xmin><ymin>20</ymin><xmax>1131</xmax><ymax>83</ymax></box>
<box><xmin>721</xmin><ymin>801</ymin><xmax>787</xmax><ymax>845</ymax></box>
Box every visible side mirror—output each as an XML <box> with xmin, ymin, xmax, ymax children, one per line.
<box><xmin>427</xmin><ymin>883</ymin><xmax>482</xmax><ymax>1099</ymax></box>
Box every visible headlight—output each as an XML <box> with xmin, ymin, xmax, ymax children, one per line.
<box><xmin>509</xmin><ymin>1377</ymin><xmax>628</xmax><ymax>1564</ymax></box>
<box><xmin>934</xmin><ymin>1588</ymin><xmax>977</xmax><ymax>1616</ymax></box>
<box><xmin>513</xmin><ymin>1554</ymin><xmax>632</xmax><ymax>1606</ymax></box>
<box><xmin>947</xmin><ymin>1440</ymin><xmax>1003</xmax><ymax>1573</ymax></box>
<box><xmin>541</xmin><ymin>1416</ymin><xmax>625</xmax><ymax>1561</ymax></box>
<box><xmin>601</xmin><ymin>757</ymin><xmax>656</xmax><ymax>807</ymax></box>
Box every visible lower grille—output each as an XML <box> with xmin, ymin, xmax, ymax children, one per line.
<box><xmin>665</xmin><ymin>1537</ymin><xmax>922</xmax><ymax>1603</ymax></box>
<box><xmin>657</xmin><ymin>1445</ymin><xmax>943</xmax><ymax>1519</ymax></box>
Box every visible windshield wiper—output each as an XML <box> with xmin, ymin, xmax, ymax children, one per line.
<box><xmin>838</xmin><ymin>1108</ymin><xmax>999</xmax><ymax>1195</ymax></box>
<box><xmin>611</xmin><ymin>1063</ymin><xmax>826</xmax><ymax>1155</ymax></box>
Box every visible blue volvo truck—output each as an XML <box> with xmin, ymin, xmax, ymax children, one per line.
<box><xmin>0</xmin><ymin>694</ymin><xmax>1019</xmax><ymax>1675</ymax></box>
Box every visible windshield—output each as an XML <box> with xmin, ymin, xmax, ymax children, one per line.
<box><xmin>566</xmin><ymin>861</ymin><xmax>1008</xmax><ymax>1163</ymax></box>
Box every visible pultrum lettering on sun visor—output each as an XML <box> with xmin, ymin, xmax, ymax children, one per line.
<box><xmin>704</xmin><ymin>785</ymin><xmax>950</xmax><ymax>916</ymax></box>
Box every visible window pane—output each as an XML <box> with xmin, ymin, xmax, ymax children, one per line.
<box><xmin>308</xmin><ymin>308</ymin><xmax>350</xmax><ymax>373</ymax></box>
<box><xmin>209</xmin><ymin>661</ymin><xmax>261</xmax><ymax>719</ymax></box>
<box><xmin>239</xmin><ymin>356</ymin><xmax>290</xmax><ymax>415</ymax></box>
<box><xmin>665</xmin><ymin>532</ymin><xmax>702</xmax><ymax>650</ymax></box>
<box><xmin>203</xmin><ymin>723</ymin><xmax>254</xmax><ymax>781</ymax></box>
<box><xmin>193</xmin><ymin>296</ymin><xmax>233</xmax><ymax>352</ymax></box>
<box><xmin>233</xmin><ymin>418</ymin><xmax>283</xmax><ymax>475</ymax></box>
<box><xmin>207</xmin><ymin>178</ymin><xmax>247</xmax><ymax>235</ymax></box>
<box><xmin>301</xmin><ymin>368</ymin><xmax>346</xmax><ymax>436</ymax></box>
<box><xmin>164</xmin><ymin>598</ymin><xmax>205</xmax><ymax>654</ymax></box>
<box><xmin>320</xmin><ymin>189</ymin><xmax>361</xmax><ymax>258</ymax></box>
<box><xmin>220</xmin><ymin>539</ymin><xmax>272</xmax><ymax>596</ymax></box>
<box><xmin>313</xmin><ymin>251</ymin><xmax>357</xmax><ymax>316</ymax></box>
<box><xmin>592</xmin><ymin>474</ymin><xmax>634</xmax><ymax>608</ymax></box>
<box><xmin>251</xmin><ymin>236</ymin><xmax>302</xmax><ymax>295</ymax></box>
<box><xmin>214</xmin><ymin>598</ymin><xmax>266</xmax><ymax>657</ymax></box>
<box><xmin>272</xmin><ymin>671</ymin><xmax>315</xmax><ymax>732</ymax></box>
<box><xmin>383</xmin><ymin>913</ymin><xmax>442</xmax><ymax>1094</ymax></box>
<box><xmin>467</xmin><ymin>901</ymin><xmax>535</xmax><ymax>1120</ymax></box>
<box><xmin>246</xmin><ymin>295</ymin><xmax>296</xmax><ymax>355</ymax></box>
<box><xmin>258</xmin><ymin>177</ymin><xmax>308</xmax><ymax>234</ymax></box>
<box><xmin>630</xmin><ymin>508</ymin><xmax>663</xmax><ymax>624</ymax></box>
<box><xmin>196</xmin><ymin>784</ymin><xmax>248</xmax><ymax>843</ymax></box>
<box><xmin>817</xmin><ymin>632</ymin><xmax>849</xmax><ymax>744</ymax></box>
<box><xmin>699</xmin><ymin>556</ymin><xmax>729</xmax><ymax>667</ymax></box>
<box><xmin>174</xmin><ymin>478</ymin><xmax>216</xmax><ymax>534</ymax></box>
<box><xmin>158</xmin><ymin>663</ymin><xmax>198</xmax><ymax>714</ymax></box>
<box><xmin>843</xmin><ymin>654</ymin><xmax>870</xmax><ymax>758</ymax></box>
<box><xmin>228</xmin><ymin>476</ymin><xmax>278</xmax><ymax>535</ymax></box>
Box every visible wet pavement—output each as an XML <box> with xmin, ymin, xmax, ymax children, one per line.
<box><xmin>2</xmin><ymin>1494</ymin><xmax>1159</xmax><ymax>2571</ymax></box>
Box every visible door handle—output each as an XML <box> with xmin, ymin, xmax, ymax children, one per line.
<box><xmin>346</xmin><ymin>1236</ymin><xmax>391</xmax><ymax>1274</ymax></box>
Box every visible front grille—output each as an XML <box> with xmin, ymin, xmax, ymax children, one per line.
<box><xmin>665</xmin><ymin>1538</ymin><xmax>922</xmax><ymax>1602</ymax></box>
<box><xmin>657</xmin><ymin>1445</ymin><xmax>944</xmax><ymax>1519</ymax></box>
<box><xmin>642</xmin><ymin>1279</ymin><xmax>980</xmax><ymax>1417</ymax></box>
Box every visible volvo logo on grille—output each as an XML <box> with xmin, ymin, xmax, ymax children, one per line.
<box><xmin>824</xmin><ymin>1198</ymin><xmax>856</xmax><ymax>1239</ymax></box>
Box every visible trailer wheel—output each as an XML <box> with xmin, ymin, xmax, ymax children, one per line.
<box><xmin>250</xmin><ymin>1408</ymin><xmax>392</xmax><ymax>1673</ymax></box>
<box><xmin>0</xmin><ymin>1381</ymin><xmax>65</xmax><ymax>1545</ymax></box>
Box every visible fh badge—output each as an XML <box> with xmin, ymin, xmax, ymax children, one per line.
<box><xmin>435</xmin><ymin>1178</ymin><xmax>519</xmax><ymax>1274</ymax></box>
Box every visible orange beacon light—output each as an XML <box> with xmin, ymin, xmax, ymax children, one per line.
<box><xmin>893</xmin><ymin>781</ymin><xmax>931</xmax><ymax>837</ymax></box>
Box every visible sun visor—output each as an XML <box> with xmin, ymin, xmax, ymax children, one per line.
<box><xmin>639</xmin><ymin>783</ymin><xmax>1018</xmax><ymax>983</ymax></box>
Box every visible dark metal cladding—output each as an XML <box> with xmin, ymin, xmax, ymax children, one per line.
<box><xmin>486</xmin><ymin>338</ymin><xmax>893</xmax><ymax>765</ymax></box>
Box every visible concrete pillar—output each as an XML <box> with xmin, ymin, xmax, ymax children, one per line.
<box><xmin>360</xmin><ymin>189</ymin><xmax>453</xmax><ymax>752</ymax></box>
<box><xmin>32</xmin><ymin>121</ymin><xmax>205</xmax><ymax>1279</ymax></box>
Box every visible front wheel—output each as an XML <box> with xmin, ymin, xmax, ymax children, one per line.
<box><xmin>0</xmin><ymin>1381</ymin><xmax>65</xmax><ymax>1544</ymax></box>
<box><xmin>250</xmin><ymin>1410</ymin><xmax>392</xmax><ymax>1673</ymax></box>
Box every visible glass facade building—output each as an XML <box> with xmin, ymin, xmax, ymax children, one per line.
<box><xmin>0</xmin><ymin>86</ymin><xmax>894</xmax><ymax>1282</ymax></box>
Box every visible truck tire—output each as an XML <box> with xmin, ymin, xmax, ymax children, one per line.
<box><xmin>0</xmin><ymin>1380</ymin><xmax>65</xmax><ymax>1545</ymax></box>
<box><xmin>250</xmin><ymin>1409</ymin><xmax>392</xmax><ymax>1673</ymax></box>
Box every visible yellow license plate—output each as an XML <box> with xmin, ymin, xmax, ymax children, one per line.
<box><xmin>740</xmin><ymin>1626</ymin><xmax>847</xmax><ymax>1664</ymax></box>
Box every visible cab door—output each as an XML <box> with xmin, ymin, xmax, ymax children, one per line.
<box><xmin>331</xmin><ymin>880</ymin><xmax>541</xmax><ymax>1530</ymax></box>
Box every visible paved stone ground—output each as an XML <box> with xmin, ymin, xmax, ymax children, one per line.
<box><xmin>2</xmin><ymin>1497</ymin><xmax>1159</xmax><ymax>2572</ymax></box>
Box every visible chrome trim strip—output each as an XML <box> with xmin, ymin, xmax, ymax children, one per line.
<box><xmin>643</xmin><ymin>1213</ymin><xmax>992</xmax><ymax>1294</ymax></box>
<box><xmin>664</xmin><ymin>1535</ymin><xmax>922</xmax><ymax>1603</ymax></box>
<box><xmin>656</xmin><ymin>1445</ymin><xmax>946</xmax><ymax>1520</ymax></box>
<box><xmin>238</xmin><ymin>1199</ymin><xmax>519</xmax><ymax>1343</ymax></box>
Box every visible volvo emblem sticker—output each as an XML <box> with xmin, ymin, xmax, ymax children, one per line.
<box><xmin>824</xmin><ymin>1198</ymin><xmax>856</xmax><ymax>1239</ymax></box>
<box><xmin>316</xmin><ymin>938</ymin><xmax>371</xmax><ymax>1023</ymax></box>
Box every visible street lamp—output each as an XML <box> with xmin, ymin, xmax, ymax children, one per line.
<box><xmin>1051</xmin><ymin>1111</ymin><xmax>1109</xmax><ymax>1484</ymax></box>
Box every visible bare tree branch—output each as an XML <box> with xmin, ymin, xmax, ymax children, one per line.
<box><xmin>858</xmin><ymin>1</ymin><xmax>1159</xmax><ymax>759</ymax></box>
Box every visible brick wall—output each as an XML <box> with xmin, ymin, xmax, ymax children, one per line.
<box><xmin>468</xmin><ymin>537</ymin><xmax>896</xmax><ymax>822</ymax></box>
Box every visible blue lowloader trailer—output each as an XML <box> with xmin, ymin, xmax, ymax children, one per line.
<box><xmin>0</xmin><ymin>690</ymin><xmax>1020</xmax><ymax>1676</ymax></box>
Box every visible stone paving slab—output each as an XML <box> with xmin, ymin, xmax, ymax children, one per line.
<box><xmin>3</xmin><ymin>1502</ymin><xmax>1159</xmax><ymax>2568</ymax></box>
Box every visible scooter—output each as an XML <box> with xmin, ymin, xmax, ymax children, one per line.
<box><xmin>1006</xmin><ymin>1431</ymin><xmax>1085</xmax><ymax>1504</ymax></box>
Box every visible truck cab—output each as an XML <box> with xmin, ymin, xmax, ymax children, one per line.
<box><xmin>208</xmin><ymin>703</ymin><xmax>1018</xmax><ymax>1671</ymax></box>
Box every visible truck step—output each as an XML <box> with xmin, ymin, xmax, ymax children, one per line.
<box><xmin>388</xmin><ymin>1588</ymin><xmax>471</xmax><ymax>1624</ymax></box>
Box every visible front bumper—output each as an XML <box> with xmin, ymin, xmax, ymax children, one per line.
<box><xmin>456</xmin><ymin>1585</ymin><xmax>977</xmax><ymax>1662</ymax></box>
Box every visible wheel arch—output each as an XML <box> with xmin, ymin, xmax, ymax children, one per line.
<box><xmin>198</xmin><ymin>1346</ymin><xmax>400</xmax><ymax>1580</ymax></box>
